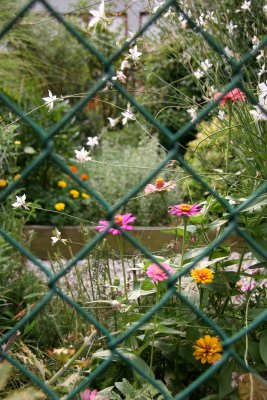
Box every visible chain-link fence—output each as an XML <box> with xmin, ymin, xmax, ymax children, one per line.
<box><xmin>0</xmin><ymin>0</ymin><xmax>267</xmax><ymax>399</ymax></box>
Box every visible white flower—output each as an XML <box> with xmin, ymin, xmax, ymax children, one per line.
<box><xmin>241</xmin><ymin>1</ymin><xmax>251</xmax><ymax>11</ymax></box>
<box><xmin>120</xmin><ymin>60</ymin><xmax>130</xmax><ymax>71</ymax></box>
<box><xmin>88</xmin><ymin>0</ymin><xmax>108</xmax><ymax>30</ymax></box>
<box><xmin>258</xmin><ymin>63</ymin><xmax>266</xmax><ymax>78</ymax></box>
<box><xmin>51</xmin><ymin>228</ymin><xmax>68</xmax><ymax>246</ymax></box>
<box><xmin>258</xmin><ymin>81</ymin><xmax>267</xmax><ymax>99</ymax></box>
<box><xmin>112</xmin><ymin>70</ymin><xmax>127</xmax><ymax>83</ymax></box>
<box><xmin>12</xmin><ymin>194</ymin><xmax>30</xmax><ymax>210</ymax></box>
<box><xmin>196</xmin><ymin>13</ymin><xmax>205</xmax><ymax>27</ymax></box>
<box><xmin>74</xmin><ymin>147</ymin><xmax>92</xmax><ymax>163</ymax></box>
<box><xmin>224</xmin><ymin>47</ymin><xmax>234</xmax><ymax>57</ymax></box>
<box><xmin>42</xmin><ymin>90</ymin><xmax>57</xmax><ymax>112</ymax></box>
<box><xmin>200</xmin><ymin>59</ymin><xmax>213</xmax><ymax>72</ymax></box>
<box><xmin>256</xmin><ymin>50</ymin><xmax>264</xmax><ymax>61</ymax></box>
<box><xmin>187</xmin><ymin>107</ymin><xmax>198</xmax><ymax>121</ymax></box>
<box><xmin>107</xmin><ymin>117</ymin><xmax>120</xmax><ymax>127</ymax></box>
<box><xmin>152</xmin><ymin>1</ymin><xmax>164</xmax><ymax>13</ymax></box>
<box><xmin>226</xmin><ymin>21</ymin><xmax>237</xmax><ymax>36</ymax></box>
<box><xmin>252</xmin><ymin>35</ymin><xmax>259</xmax><ymax>49</ymax></box>
<box><xmin>194</xmin><ymin>69</ymin><xmax>204</xmax><ymax>79</ymax></box>
<box><xmin>250</xmin><ymin>96</ymin><xmax>267</xmax><ymax>121</ymax></box>
<box><xmin>263</xmin><ymin>4</ymin><xmax>267</xmax><ymax>12</ymax></box>
<box><xmin>178</xmin><ymin>14</ymin><xmax>187</xmax><ymax>29</ymax></box>
<box><xmin>121</xmin><ymin>103</ymin><xmax>135</xmax><ymax>125</ymax></box>
<box><xmin>218</xmin><ymin>110</ymin><xmax>226</xmax><ymax>120</ymax></box>
<box><xmin>126</xmin><ymin>30</ymin><xmax>135</xmax><ymax>43</ymax></box>
<box><xmin>128</xmin><ymin>45</ymin><xmax>142</xmax><ymax>62</ymax></box>
<box><xmin>86</xmin><ymin>136</ymin><xmax>99</xmax><ymax>148</ymax></box>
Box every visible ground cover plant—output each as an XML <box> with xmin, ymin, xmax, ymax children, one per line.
<box><xmin>0</xmin><ymin>0</ymin><xmax>267</xmax><ymax>399</ymax></box>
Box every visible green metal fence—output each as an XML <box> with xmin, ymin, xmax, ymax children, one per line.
<box><xmin>0</xmin><ymin>0</ymin><xmax>267</xmax><ymax>399</ymax></box>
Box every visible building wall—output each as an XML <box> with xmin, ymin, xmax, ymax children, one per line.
<box><xmin>30</xmin><ymin>0</ymin><xmax>149</xmax><ymax>34</ymax></box>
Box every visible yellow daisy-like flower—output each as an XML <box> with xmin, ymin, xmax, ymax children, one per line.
<box><xmin>193</xmin><ymin>335</ymin><xmax>223</xmax><ymax>364</ymax></box>
<box><xmin>70</xmin><ymin>189</ymin><xmax>79</xmax><ymax>198</ymax></box>
<box><xmin>58</xmin><ymin>180</ymin><xmax>67</xmax><ymax>188</ymax></box>
<box><xmin>55</xmin><ymin>202</ymin><xmax>65</xmax><ymax>211</ymax></box>
<box><xmin>14</xmin><ymin>140</ymin><xmax>21</xmax><ymax>145</ymax></box>
<box><xmin>82</xmin><ymin>193</ymin><xmax>90</xmax><ymax>199</ymax></box>
<box><xmin>191</xmin><ymin>268</ymin><xmax>214</xmax><ymax>284</ymax></box>
<box><xmin>14</xmin><ymin>174</ymin><xmax>21</xmax><ymax>181</ymax></box>
<box><xmin>0</xmin><ymin>179</ymin><xmax>7</xmax><ymax>188</ymax></box>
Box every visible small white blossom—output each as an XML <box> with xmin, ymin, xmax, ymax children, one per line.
<box><xmin>120</xmin><ymin>60</ymin><xmax>130</xmax><ymax>71</ymax></box>
<box><xmin>187</xmin><ymin>107</ymin><xmax>198</xmax><ymax>121</ymax></box>
<box><xmin>112</xmin><ymin>70</ymin><xmax>127</xmax><ymax>83</ymax></box>
<box><xmin>263</xmin><ymin>4</ymin><xmax>267</xmax><ymax>12</ymax></box>
<box><xmin>107</xmin><ymin>117</ymin><xmax>120</xmax><ymax>127</ymax></box>
<box><xmin>12</xmin><ymin>194</ymin><xmax>30</xmax><ymax>210</ymax></box>
<box><xmin>258</xmin><ymin>63</ymin><xmax>266</xmax><ymax>78</ymax></box>
<box><xmin>224</xmin><ymin>47</ymin><xmax>234</xmax><ymax>58</ymax></box>
<box><xmin>196</xmin><ymin>13</ymin><xmax>205</xmax><ymax>27</ymax></box>
<box><xmin>201</xmin><ymin>59</ymin><xmax>213</xmax><ymax>72</ymax></box>
<box><xmin>51</xmin><ymin>228</ymin><xmax>68</xmax><ymax>246</ymax></box>
<box><xmin>74</xmin><ymin>147</ymin><xmax>92</xmax><ymax>163</ymax></box>
<box><xmin>256</xmin><ymin>50</ymin><xmax>264</xmax><ymax>61</ymax></box>
<box><xmin>42</xmin><ymin>90</ymin><xmax>57</xmax><ymax>112</ymax></box>
<box><xmin>252</xmin><ymin>35</ymin><xmax>259</xmax><ymax>49</ymax></box>
<box><xmin>88</xmin><ymin>0</ymin><xmax>109</xmax><ymax>29</ymax></box>
<box><xmin>86</xmin><ymin>136</ymin><xmax>99</xmax><ymax>148</ymax></box>
<box><xmin>121</xmin><ymin>103</ymin><xmax>135</xmax><ymax>125</ymax></box>
<box><xmin>152</xmin><ymin>1</ymin><xmax>164</xmax><ymax>13</ymax></box>
<box><xmin>178</xmin><ymin>14</ymin><xmax>187</xmax><ymax>29</ymax></box>
<box><xmin>226</xmin><ymin>21</ymin><xmax>237</xmax><ymax>36</ymax></box>
<box><xmin>126</xmin><ymin>31</ymin><xmax>135</xmax><ymax>43</ymax></box>
<box><xmin>250</xmin><ymin>96</ymin><xmax>267</xmax><ymax>121</ymax></box>
<box><xmin>128</xmin><ymin>45</ymin><xmax>142</xmax><ymax>62</ymax></box>
<box><xmin>241</xmin><ymin>1</ymin><xmax>251</xmax><ymax>11</ymax></box>
<box><xmin>194</xmin><ymin>69</ymin><xmax>204</xmax><ymax>79</ymax></box>
<box><xmin>258</xmin><ymin>81</ymin><xmax>267</xmax><ymax>99</ymax></box>
<box><xmin>218</xmin><ymin>110</ymin><xmax>226</xmax><ymax>120</ymax></box>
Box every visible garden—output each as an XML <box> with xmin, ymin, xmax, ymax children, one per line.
<box><xmin>0</xmin><ymin>0</ymin><xmax>267</xmax><ymax>399</ymax></box>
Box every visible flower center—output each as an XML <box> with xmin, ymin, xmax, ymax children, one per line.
<box><xmin>114</xmin><ymin>214</ymin><xmax>123</xmax><ymax>225</ymax></box>
<box><xmin>155</xmin><ymin>178</ymin><xmax>164</xmax><ymax>189</ymax></box>
<box><xmin>178</xmin><ymin>204</ymin><xmax>192</xmax><ymax>212</ymax></box>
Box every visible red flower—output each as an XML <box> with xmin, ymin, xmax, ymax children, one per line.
<box><xmin>70</xmin><ymin>165</ymin><xmax>78</xmax><ymax>173</ymax></box>
<box><xmin>214</xmin><ymin>88</ymin><xmax>246</xmax><ymax>106</ymax></box>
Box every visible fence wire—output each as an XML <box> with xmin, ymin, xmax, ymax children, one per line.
<box><xmin>0</xmin><ymin>0</ymin><xmax>267</xmax><ymax>399</ymax></box>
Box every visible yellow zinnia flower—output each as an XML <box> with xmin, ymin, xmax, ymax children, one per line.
<box><xmin>55</xmin><ymin>202</ymin><xmax>65</xmax><ymax>211</ymax></box>
<box><xmin>14</xmin><ymin>140</ymin><xmax>21</xmax><ymax>145</ymax></box>
<box><xmin>58</xmin><ymin>180</ymin><xmax>67</xmax><ymax>188</ymax></box>
<box><xmin>70</xmin><ymin>189</ymin><xmax>79</xmax><ymax>198</ymax></box>
<box><xmin>191</xmin><ymin>268</ymin><xmax>214</xmax><ymax>284</ymax></box>
<box><xmin>0</xmin><ymin>179</ymin><xmax>7</xmax><ymax>188</ymax></box>
<box><xmin>82</xmin><ymin>193</ymin><xmax>90</xmax><ymax>199</ymax></box>
<box><xmin>14</xmin><ymin>174</ymin><xmax>21</xmax><ymax>181</ymax></box>
<box><xmin>193</xmin><ymin>335</ymin><xmax>223</xmax><ymax>364</ymax></box>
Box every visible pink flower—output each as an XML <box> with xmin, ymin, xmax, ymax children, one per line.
<box><xmin>214</xmin><ymin>88</ymin><xmax>246</xmax><ymax>106</ymax></box>
<box><xmin>96</xmin><ymin>213</ymin><xmax>136</xmax><ymax>235</ymax></box>
<box><xmin>146</xmin><ymin>263</ymin><xmax>174</xmax><ymax>282</ymax></box>
<box><xmin>168</xmin><ymin>203</ymin><xmax>202</xmax><ymax>217</ymax></box>
<box><xmin>81</xmin><ymin>389</ymin><xmax>98</xmax><ymax>400</ymax></box>
<box><xmin>144</xmin><ymin>178</ymin><xmax>176</xmax><ymax>195</ymax></box>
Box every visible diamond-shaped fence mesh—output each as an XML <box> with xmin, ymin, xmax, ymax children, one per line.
<box><xmin>0</xmin><ymin>0</ymin><xmax>267</xmax><ymax>399</ymax></box>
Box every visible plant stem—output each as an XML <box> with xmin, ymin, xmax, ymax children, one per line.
<box><xmin>46</xmin><ymin>331</ymin><xmax>97</xmax><ymax>386</ymax></box>
<box><xmin>225</xmin><ymin>102</ymin><xmax>232</xmax><ymax>175</ymax></box>
<box><xmin>150</xmin><ymin>282</ymin><xmax>159</xmax><ymax>371</ymax></box>
<box><xmin>117</xmin><ymin>236</ymin><xmax>128</xmax><ymax>301</ymax></box>
<box><xmin>179</xmin><ymin>218</ymin><xmax>188</xmax><ymax>292</ymax></box>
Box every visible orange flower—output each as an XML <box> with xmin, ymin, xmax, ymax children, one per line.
<box><xmin>191</xmin><ymin>268</ymin><xmax>214</xmax><ymax>284</ymax></box>
<box><xmin>69</xmin><ymin>165</ymin><xmax>78</xmax><ymax>173</ymax></box>
<box><xmin>80</xmin><ymin>174</ymin><xmax>89</xmax><ymax>181</ymax></box>
<box><xmin>58</xmin><ymin>180</ymin><xmax>67</xmax><ymax>188</ymax></box>
<box><xmin>70</xmin><ymin>189</ymin><xmax>79</xmax><ymax>198</ymax></box>
<box><xmin>193</xmin><ymin>335</ymin><xmax>222</xmax><ymax>364</ymax></box>
<box><xmin>0</xmin><ymin>179</ymin><xmax>7</xmax><ymax>188</ymax></box>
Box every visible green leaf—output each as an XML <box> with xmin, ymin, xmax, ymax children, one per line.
<box><xmin>259</xmin><ymin>331</ymin><xmax>267</xmax><ymax>366</ymax></box>
<box><xmin>0</xmin><ymin>361</ymin><xmax>12</xmax><ymax>390</ymax></box>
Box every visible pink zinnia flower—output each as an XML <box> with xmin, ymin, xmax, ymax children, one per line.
<box><xmin>144</xmin><ymin>178</ymin><xmax>176</xmax><ymax>195</ymax></box>
<box><xmin>146</xmin><ymin>263</ymin><xmax>174</xmax><ymax>282</ymax></box>
<box><xmin>81</xmin><ymin>389</ymin><xmax>98</xmax><ymax>400</ymax></box>
<box><xmin>96</xmin><ymin>213</ymin><xmax>136</xmax><ymax>235</ymax></box>
<box><xmin>214</xmin><ymin>88</ymin><xmax>246</xmax><ymax>106</ymax></box>
<box><xmin>168</xmin><ymin>203</ymin><xmax>202</xmax><ymax>217</ymax></box>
